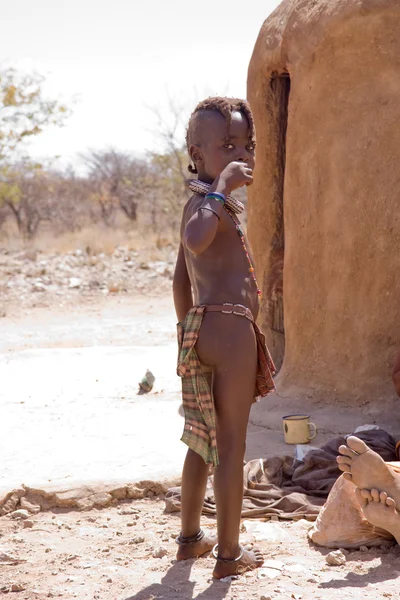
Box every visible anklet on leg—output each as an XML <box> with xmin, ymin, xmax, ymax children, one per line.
<box><xmin>212</xmin><ymin>544</ymin><xmax>244</xmax><ymax>562</ymax></box>
<box><xmin>175</xmin><ymin>529</ymin><xmax>205</xmax><ymax>545</ymax></box>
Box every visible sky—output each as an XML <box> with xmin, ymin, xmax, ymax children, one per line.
<box><xmin>1</xmin><ymin>0</ymin><xmax>281</xmax><ymax>167</ymax></box>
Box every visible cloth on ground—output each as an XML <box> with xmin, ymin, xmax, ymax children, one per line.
<box><xmin>177</xmin><ymin>305</ymin><xmax>276</xmax><ymax>468</ymax></box>
<box><xmin>165</xmin><ymin>429</ymin><xmax>397</xmax><ymax>520</ymax></box>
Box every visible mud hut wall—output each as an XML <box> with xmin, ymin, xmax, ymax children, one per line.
<box><xmin>248</xmin><ymin>1</ymin><xmax>400</xmax><ymax>400</ymax></box>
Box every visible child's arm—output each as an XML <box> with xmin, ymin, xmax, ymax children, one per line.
<box><xmin>184</xmin><ymin>161</ymin><xmax>253</xmax><ymax>255</ymax></box>
<box><xmin>392</xmin><ymin>351</ymin><xmax>400</xmax><ymax>397</ymax></box>
<box><xmin>173</xmin><ymin>243</ymin><xmax>193</xmax><ymax>322</ymax></box>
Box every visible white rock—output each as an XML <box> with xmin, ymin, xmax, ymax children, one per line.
<box><xmin>69</xmin><ymin>277</ymin><xmax>81</xmax><ymax>289</ymax></box>
<box><xmin>10</xmin><ymin>509</ymin><xmax>30</xmax><ymax>520</ymax></box>
<box><xmin>152</xmin><ymin>546</ymin><xmax>168</xmax><ymax>559</ymax></box>
<box><xmin>326</xmin><ymin>550</ymin><xmax>347</xmax><ymax>566</ymax></box>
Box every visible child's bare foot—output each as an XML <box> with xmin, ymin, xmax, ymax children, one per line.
<box><xmin>212</xmin><ymin>546</ymin><xmax>264</xmax><ymax>579</ymax></box>
<box><xmin>176</xmin><ymin>532</ymin><xmax>216</xmax><ymax>560</ymax></box>
<box><xmin>337</xmin><ymin>436</ymin><xmax>400</xmax><ymax>504</ymax></box>
<box><xmin>355</xmin><ymin>487</ymin><xmax>400</xmax><ymax>543</ymax></box>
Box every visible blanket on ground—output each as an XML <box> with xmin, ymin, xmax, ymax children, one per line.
<box><xmin>165</xmin><ymin>429</ymin><xmax>397</xmax><ymax>520</ymax></box>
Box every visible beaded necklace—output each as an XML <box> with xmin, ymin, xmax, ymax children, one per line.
<box><xmin>188</xmin><ymin>179</ymin><xmax>244</xmax><ymax>215</ymax></box>
<box><xmin>188</xmin><ymin>179</ymin><xmax>262</xmax><ymax>299</ymax></box>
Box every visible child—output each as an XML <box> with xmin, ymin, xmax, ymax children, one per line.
<box><xmin>173</xmin><ymin>97</ymin><xmax>276</xmax><ymax>579</ymax></box>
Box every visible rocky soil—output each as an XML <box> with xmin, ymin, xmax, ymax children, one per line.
<box><xmin>0</xmin><ymin>246</ymin><xmax>175</xmax><ymax>315</ymax></box>
<box><xmin>1</xmin><ymin>499</ymin><xmax>400</xmax><ymax>600</ymax></box>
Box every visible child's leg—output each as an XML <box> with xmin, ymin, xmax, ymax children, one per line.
<box><xmin>177</xmin><ymin>369</ymin><xmax>217</xmax><ymax>560</ymax></box>
<box><xmin>210</xmin><ymin>319</ymin><xmax>264</xmax><ymax>577</ymax></box>
<box><xmin>213</xmin><ymin>361</ymin><xmax>254</xmax><ymax>558</ymax></box>
<box><xmin>180</xmin><ymin>448</ymin><xmax>209</xmax><ymax>539</ymax></box>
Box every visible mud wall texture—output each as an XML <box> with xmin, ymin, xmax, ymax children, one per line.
<box><xmin>247</xmin><ymin>0</ymin><xmax>400</xmax><ymax>402</ymax></box>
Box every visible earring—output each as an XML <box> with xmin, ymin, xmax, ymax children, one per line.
<box><xmin>188</xmin><ymin>164</ymin><xmax>198</xmax><ymax>174</ymax></box>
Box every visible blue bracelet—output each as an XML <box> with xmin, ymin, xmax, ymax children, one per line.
<box><xmin>205</xmin><ymin>192</ymin><xmax>226</xmax><ymax>205</ymax></box>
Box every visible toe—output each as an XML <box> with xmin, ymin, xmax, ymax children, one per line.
<box><xmin>371</xmin><ymin>488</ymin><xmax>380</xmax><ymax>502</ymax></box>
<box><xmin>386</xmin><ymin>497</ymin><xmax>396</xmax><ymax>508</ymax></box>
<box><xmin>338</xmin><ymin>445</ymin><xmax>359</xmax><ymax>459</ymax></box>
<box><xmin>342</xmin><ymin>472</ymin><xmax>353</xmax><ymax>482</ymax></box>
<box><xmin>380</xmin><ymin>491</ymin><xmax>388</xmax><ymax>504</ymax></box>
<box><xmin>346</xmin><ymin>436</ymin><xmax>368</xmax><ymax>455</ymax></box>
<box><xmin>355</xmin><ymin>487</ymin><xmax>368</xmax><ymax>507</ymax></box>
<box><xmin>337</xmin><ymin>456</ymin><xmax>352</xmax><ymax>469</ymax></box>
<box><xmin>361</xmin><ymin>489</ymin><xmax>373</xmax><ymax>502</ymax></box>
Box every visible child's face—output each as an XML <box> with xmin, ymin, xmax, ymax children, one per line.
<box><xmin>192</xmin><ymin>110</ymin><xmax>255</xmax><ymax>182</ymax></box>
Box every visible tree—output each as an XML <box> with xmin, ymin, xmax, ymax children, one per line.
<box><xmin>0</xmin><ymin>163</ymin><xmax>50</xmax><ymax>238</ymax></box>
<box><xmin>0</xmin><ymin>66</ymin><xmax>68</xmax><ymax>164</ymax></box>
<box><xmin>0</xmin><ymin>66</ymin><xmax>70</xmax><ymax>236</ymax></box>
<box><xmin>82</xmin><ymin>148</ymin><xmax>150</xmax><ymax>225</ymax></box>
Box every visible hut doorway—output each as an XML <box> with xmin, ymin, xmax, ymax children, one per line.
<box><xmin>266</xmin><ymin>72</ymin><xmax>290</xmax><ymax>371</ymax></box>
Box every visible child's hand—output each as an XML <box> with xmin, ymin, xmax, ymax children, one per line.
<box><xmin>214</xmin><ymin>161</ymin><xmax>254</xmax><ymax>195</ymax></box>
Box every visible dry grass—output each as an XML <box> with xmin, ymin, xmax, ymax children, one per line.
<box><xmin>0</xmin><ymin>220</ymin><xmax>180</xmax><ymax>260</ymax></box>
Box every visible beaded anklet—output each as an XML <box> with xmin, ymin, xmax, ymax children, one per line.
<box><xmin>175</xmin><ymin>529</ymin><xmax>205</xmax><ymax>545</ymax></box>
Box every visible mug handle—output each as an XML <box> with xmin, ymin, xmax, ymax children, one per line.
<box><xmin>308</xmin><ymin>423</ymin><xmax>317</xmax><ymax>440</ymax></box>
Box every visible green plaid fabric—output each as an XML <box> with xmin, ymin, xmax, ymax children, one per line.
<box><xmin>177</xmin><ymin>306</ymin><xmax>218</xmax><ymax>466</ymax></box>
<box><xmin>177</xmin><ymin>306</ymin><xmax>276</xmax><ymax>468</ymax></box>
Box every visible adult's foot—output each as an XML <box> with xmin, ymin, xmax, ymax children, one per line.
<box><xmin>176</xmin><ymin>533</ymin><xmax>216</xmax><ymax>560</ymax></box>
<box><xmin>337</xmin><ymin>436</ymin><xmax>400</xmax><ymax>504</ymax></box>
<box><xmin>213</xmin><ymin>547</ymin><xmax>264</xmax><ymax>579</ymax></box>
<box><xmin>355</xmin><ymin>487</ymin><xmax>400</xmax><ymax>544</ymax></box>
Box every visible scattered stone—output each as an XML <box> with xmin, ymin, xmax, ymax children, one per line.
<box><xmin>260</xmin><ymin>596</ymin><xmax>273</xmax><ymax>600</ymax></box>
<box><xmin>20</xmin><ymin>498</ymin><xmax>41</xmax><ymax>515</ymax></box>
<box><xmin>69</xmin><ymin>278</ymin><xmax>81</xmax><ymax>289</ymax></box>
<box><xmin>0</xmin><ymin>551</ymin><xmax>21</xmax><ymax>565</ymax></box>
<box><xmin>325</xmin><ymin>550</ymin><xmax>347</xmax><ymax>566</ymax></box>
<box><xmin>10</xmin><ymin>509</ymin><xmax>30</xmax><ymax>520</ymax></box>
<box><xmin>138</xmin><ymin>370</ymin><xmax>155</xmax><ymax>394</ymax></box>
<box><xmin>22</xmin><ymin>520</ymin><xmax>34</xmax><ymax>529</ymax></box>
<box><xmin>11</xmin><ymin>583</ymin><xmax>26</xmax><ymax>592</ymax></box>
<box><xmin>118</xmin><ymin>508</ymin><xmax>140</xmax><ymax>516</ymax></box>
<box><xmin>32</xmin><ymin>281</ymin><xmax>47</xmax><ymax>292</ymax></box>
<box><xmin>359</xmin><ymin>545</ymin><xmax>369</xmax><ymax>552</ymax></box>
<box><xmin>152</xmin><ymin>546</ymin><xmax>168</xmax><ymax>559</ymax></box>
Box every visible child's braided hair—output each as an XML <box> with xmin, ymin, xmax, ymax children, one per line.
<box><xmin>186</xmin><ymin>96</ymin><xmax>256</xmax><ymax>174</ymax></box>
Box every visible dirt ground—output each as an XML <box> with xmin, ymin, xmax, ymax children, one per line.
<box><xmin>1</xmin><ymin>248</ymin><xmax>400</xmax><ymax>599</ymax></box>
<box><xmin>2</xmin><ymin>497</ymin><xmax>400</xmax><ymax>599</ymax></box>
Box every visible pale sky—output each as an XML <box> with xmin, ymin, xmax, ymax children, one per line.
<box><xmin>1</xmin><ymin>0</ymin><xmax>281</xmax><ymax>166</ymax></box>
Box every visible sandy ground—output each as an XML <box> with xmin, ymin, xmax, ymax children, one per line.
<box><xmin>1</xmin><ymin>292</ymin><xmax>400</xmax><ymax>598</ymax></box>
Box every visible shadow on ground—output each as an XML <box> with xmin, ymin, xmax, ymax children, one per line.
<box><xmin>124</xmin><ymin>558</ymin><xmax>231</xmax><ymax>600</ymax></box>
